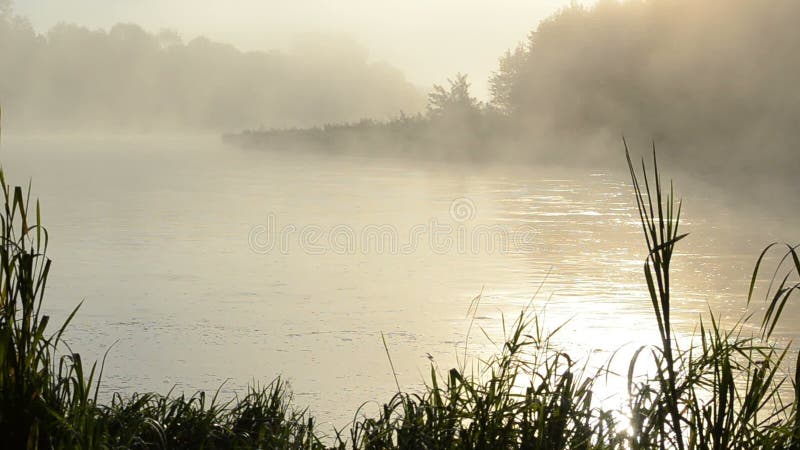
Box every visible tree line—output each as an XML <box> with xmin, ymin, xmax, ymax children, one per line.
<box><xmin>0</xmin><ymin>6</ymin><xmax>424</xmax><ymax>132</ymax></box>
<box><xmin>236</xmin><ymin>0</ymin><xmax>800</xmax><ymax>192</ymax></box>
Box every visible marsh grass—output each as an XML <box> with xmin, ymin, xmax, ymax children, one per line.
<box><xmin>0</xmin><ymin>141</ymin><xmax>798</xmax><ymax>449</ymax></box>
<box><xmin>0</xmin><ymin>165</ymin><xmax>106</xmax><ymax>448</ymax></box>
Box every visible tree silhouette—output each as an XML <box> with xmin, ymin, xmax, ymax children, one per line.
<box><xmin>426</xmin><ymin>73</ymin><xmax>480</xmax><ymax>119</ymax></box>
<box><xmin>0</xmin><ymin>12</ymin><xmax>425</xmax><ymax>131</ymax></box>
<box><xmin>489</xmin><ymin>45</ymin><xmax>526</xmax><ymax>115</ymax></box>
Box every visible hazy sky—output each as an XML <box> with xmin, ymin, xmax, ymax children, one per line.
<box><xmin>13</xmin><ymin>0</ymin><xmax>592</xmax><ymax>99</ymax></box>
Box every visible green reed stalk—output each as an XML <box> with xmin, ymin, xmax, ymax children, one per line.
<box><xmin>625</xmin><ymin>140</ymin><xmax>688</xmax><ymax>450</ymax></box>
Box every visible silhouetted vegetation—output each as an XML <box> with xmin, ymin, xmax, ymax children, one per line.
<box><xmin>488</xmin><ymin>0</ymin><xmax>800</xmax><ymax>148</ymax></box>
<box><xmin>0</xmin><ymin>7</ymin><xmax>423</xmax><ymax>132</ymax></box>
<box><xmin>2</xmin><ymin>143</ymin><xmax>798</xmax><ymax>448</ymax></box>
<box><xmin>231</xmin><ymin>0</ymin><xmax>800</xmax><ymax>188</ymax></box>
<box><xmin>225</xmin><ymin>73</ymin><xmax>520</xmax><ymax>162</ymax></box>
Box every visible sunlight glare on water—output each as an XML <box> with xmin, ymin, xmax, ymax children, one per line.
<box><xmin>0</xmin><ymin>135</ymin><xmax>794</xmax><ymax>429</ymax></box>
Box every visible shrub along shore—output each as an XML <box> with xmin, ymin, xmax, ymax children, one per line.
<box><xmin>0</xmin><ymin>146</ymin><xmax>798</xmax><ymax>449</ymax></box>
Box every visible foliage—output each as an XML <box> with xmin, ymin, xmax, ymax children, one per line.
<box><xmin>488</xmin><ymin>46</ymin><xmax>526</xmax><ymax>116</ymax></box>
<box><xmin>0</xmin><ymin>164</ymin><xmax>104</xmax><ymax>448</ymax></box>
<box><xmin>427</xmin><ymin>73</ymin><xmax>481</xmax><ymax>120</ymax></box>
<box><xmin>227</xmin><ymin>73</ymin><xmax>517</xmax><ymax>161</ymax></box>
<box><xmin>0</xmin><ymin>10</ymin><xmax>424</xmax><ymax>132</ymax></box>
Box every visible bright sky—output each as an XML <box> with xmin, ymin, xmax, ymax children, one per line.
<box><xmin>13</xmin><ymin>0</ymin><xmax>592</xmax><ymax>99</ymax></box>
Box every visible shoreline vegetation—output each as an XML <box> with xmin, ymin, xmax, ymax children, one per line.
<box><xmin>1</xmin><ymin>143</ymin><xmax>798</xmax><ymax>449</ymax></box>
<box><xmin>222</xmin><ymin>73</ymin><xmax>521</xmax><ymax>163</ymax></box>
<box><xmin>224</xmin><ymin>0</ymin><xmax>800</xmax><ymax>200</ymax></box>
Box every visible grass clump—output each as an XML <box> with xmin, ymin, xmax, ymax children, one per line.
<box><xmin>99</xmin><ymin>382</ymin><xmax>323</xmax><ymax>449</ymax></box>
<box><xmin>0</xmin><ymin>142</ymin><xmax>798</xmax><ymax>449</ymax></box>
<box><xmin>0</xmin><ymin>167</ymin><xmax>104</xmax><ymax>449</ymax></box>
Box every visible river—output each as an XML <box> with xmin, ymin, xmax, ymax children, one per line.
<box><xmin>1</xmin><ymin>135</ymin><xmax>795</xmax><ymax>430</ymax></box>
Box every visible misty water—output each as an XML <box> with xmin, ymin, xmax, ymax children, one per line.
<box><xmin>1</xmin><ymin>135</ymin><xmax>796</xmax><ymax>428</ymax></box>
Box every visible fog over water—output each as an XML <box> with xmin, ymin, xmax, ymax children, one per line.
<box><xmin>4</xmin><ymin>0</ymin><xmax>799</xmax><ymax>192</ymax></box>
<box><xmin>0</xmin><ymin>0</ymin><xmax>798</xmax><ymax>434</ymax></box>
<box><xmin>1</xmin><ymin>135</ymin><xmax>796</xmax><ymax>427</ymax></box>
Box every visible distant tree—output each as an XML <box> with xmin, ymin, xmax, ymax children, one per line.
<box><xmin>157</xmin><ymin>29</ymin><xmax>183</xmax><ymax>48</ymax></box>
<box><xmin>489</xmin><ymin>45</ymin><xmax>527</xmax><ymax>115</ymax></box>
<box><xmin>0</xmin><ymin>13</ymin><xmax>425</xmax><ymax>131</ymax></box>
<box><xmin>426</xmin><ymin>73</ymin><xmax>480</xmax><ymax>119</ymax></box>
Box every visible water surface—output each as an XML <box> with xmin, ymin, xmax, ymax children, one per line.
<box><xmin>1</xmin><ymin>135</ymin><xmax>795</xmax><ymax>428</ymax></box>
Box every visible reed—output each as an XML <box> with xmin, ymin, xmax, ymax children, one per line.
<box><xmin>0</xmin><ymin>165</ymin><xmax>104</xmax><ymax>448</ymax></box>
